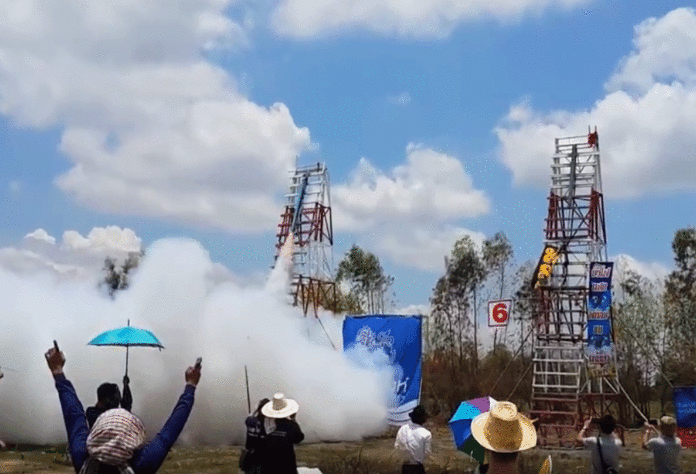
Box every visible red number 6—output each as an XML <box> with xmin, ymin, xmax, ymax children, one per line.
<box><xmin>492</xmin><ymin>302</ymin><xmax>508</xmax><ymax>323</ymax></box>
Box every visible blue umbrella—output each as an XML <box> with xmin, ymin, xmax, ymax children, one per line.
<box><xmin>448</xmin><ymin>396</ymin><xmax>497</xmax><ymax>464</ymax></box>
<box><xmin>88</xmin><ymin>320</ymin><xmax>164</xmax><ymax>376</ymax></box>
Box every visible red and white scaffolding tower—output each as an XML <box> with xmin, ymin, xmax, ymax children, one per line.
<box><xmin>530</xmin><ymin>129</ymin><xmax>622</xmax><ymax>447</ymax></box>
<box><xmin>275</xmin><ymin>162</ymin><xmax>337</xmax><ymax>317</ymax></box>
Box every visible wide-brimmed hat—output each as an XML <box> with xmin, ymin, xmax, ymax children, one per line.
<box><xmin>471</xmin><ymin>401</ymin><xmax>537</xmax><ymax>453</ymax></box>
<box><xmin>87</xmin><ymin>408</ymin><xmax>146</xmax><ymax>464</ymax></box>
<box><xmin>261</xmin><ymin>393</ymin><xmax>299</xmax><ymax>419</ymax></box>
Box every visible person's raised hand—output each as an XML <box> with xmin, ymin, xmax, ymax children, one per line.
<box><xmin>185</xmin><ymin>362</ymin><xmax>201</xmax><ymax>387</ymax></box>
<box><xmin>583</xmin><ymin>419</ymin><xmax>592</xmax><ymax>430</ymax></box>
<box><xmin>45</xmin><ymin>342</ymin><xmax>66</xmax><ymax>375</ymax></box>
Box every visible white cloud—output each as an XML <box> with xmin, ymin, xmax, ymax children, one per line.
<box><xmin>8</xmin><ymin>180</ymin><xmax>22</xmax><ymax>195</ymax></box>
<box><xmin>0</xmin><ymin>227</ymin><xmax>142</xmax><ymax>282</ymax></box>
<box><xmin>387</xmin><ymin>92</ymin><xmax>411</xmax><ymax>106</ymax></box>
<box><xmin>495</xmin><ymin>8</ymin><xmax>696</xmax><ymax>198</ymax></box>
<box><xmin>613</xmin><ymin>253</ymin><xmax>669</xmax><ymax>284</ymax></box>
<box><xmin>334</xmin><ymin>144</ymin><xmax>490</xmax><ymax>271</ymax></box>
<box><xmin>271</xmin><ymin>0</ymin><xmax>590</xmax><ymax>39</ymax></box>
<box><xmin>0</xmin><ymin>0</ymin><xmax>311</xmax><ymax>232</ymax></box>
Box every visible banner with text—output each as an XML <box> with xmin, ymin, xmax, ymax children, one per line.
<box><xmin>586</xmin><ymin>262</ymin><xmax>614</xmax><ymax>364</ymax></box>
<box><xmin>343</xmin><ymin>315</ymin><xmax>422</xmax><ymax>425</ymax></box>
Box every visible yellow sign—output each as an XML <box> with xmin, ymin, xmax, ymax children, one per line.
<box><xmin>532</xmin><ymin>246</ymin><xmax>559</xmax><ymax>288</ymax></box>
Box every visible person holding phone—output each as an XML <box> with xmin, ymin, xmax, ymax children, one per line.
<box><xmin>259</xmin><ymin>393</ymin><xmax>304</xmax><ymax>474</ymax></box>
<box><xmin>642</xmin><ymin>416</ymin><xmax>682</xmax><ymax>474</ymax></box>
<box><xmin>577</xmin><ymin>415</ymin><xmax>621</xmax><ymax>474</ymax></box>
<box><xmin>45</xmin><ymin>341</ymin><xmax>202</xmax><ymax>474</ymax></box>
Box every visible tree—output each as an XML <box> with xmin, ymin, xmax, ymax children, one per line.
<box><xmin>614</xmin><ymin>268</ymin><xmax>667</xmax><ymax>420</ymax></box>
<box><xmin>664</xmin><ymin>227</ymin><xmax>696</xmax><ymax>384</ymax></box>
<box><xmin>336</xmin><ymin>245</ymin><xmax>394</xmax><ymax>314</ymax></box>
<box><xmin>482</xmin><ymin>232</ymin><xmax>514</xmax><ymax>349</ymax></box>
<box><xmin>429</xmin><ymin>235</ymin><xmax>487</xmax><ymax>406</ymax></box>
<box><xmin>101</xmin><ymin>251</ymin><xmax>143</xmax><ymax>298</ymax></box>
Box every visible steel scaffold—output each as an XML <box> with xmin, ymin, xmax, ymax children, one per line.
<box><xmin>530</xmin><ymin>129</ymin><xmax>622</xmax><ymax>447</ymax></box>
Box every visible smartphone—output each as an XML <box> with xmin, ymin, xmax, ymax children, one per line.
<box><xmin>53</xmin><ymin>340</ymin><xmax>60</xmax><ymax>352</ymax></box>
<box><xmin>195</xmin><ymin>357</ymin><xmax>202</xmax><ymax>369</ymax></box>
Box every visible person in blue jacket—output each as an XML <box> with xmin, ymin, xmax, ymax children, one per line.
<box><xmin>45</xmin><ymin>342</ymin><xmax>201</xmax><ymax>474</ymax></box>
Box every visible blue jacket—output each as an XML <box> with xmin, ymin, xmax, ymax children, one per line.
<box><xmin>54</xmin><ymin>373</ymin><xmax>196</xmax><ymax>473</ymax></box>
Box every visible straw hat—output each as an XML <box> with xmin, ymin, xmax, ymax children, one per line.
<box><xmin>261</xmin><ymin>393</ymin><xmax>299</xmax><ymax>419</ymax></box>
<box><xmin>471</xmin><ymin>401</ymin><xmax>537</xmax><ymax>453</ymax></box>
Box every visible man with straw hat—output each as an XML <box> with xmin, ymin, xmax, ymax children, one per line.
<box><xmin>260</xmin><ymin>393</ymin><xmax>304</xmax><ymax>474</ymax></box>
<box><xmin>642</xmin><ymin>416</ymin><xmax>682</xmax><ymax>474</ymax></box>
<box><xmin>470</xmin><ymin>401</ymin><xmax>537</xmax><ymax>474</ymax></box>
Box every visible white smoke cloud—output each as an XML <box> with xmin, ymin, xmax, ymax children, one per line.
<box><xmin>0</xmin><ymin>0</ymin><xmax>310</xmax><ymax>232</ymax></box>
<box><xmin>271</xmin><ymin>0</ymin><xmax>591</xmax><ymax>39</ymax></box>
<box><xmin>334</xmin><ymin>144</ymin><xmax>489</xmax><ymax>272</ymax></box>
<box><xmin>495</xmin><ymin>8</ymin><xmax>696</xmax><ymax>198</ymax></box>
<box><xmin>0</xmin><ymin>238</ymin><xmax>392</xmax><ymax>445</ymax></box>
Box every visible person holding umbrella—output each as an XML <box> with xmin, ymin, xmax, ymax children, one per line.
<box><xmin>395</xmin><ymin>405</ymin><xmax>432</xmax><ymax>474</ymax></box>
<box><xmin>45</xmin><ymin>341</ymin><xmax>201</xmax><ymax>474</ymax></box>
<box><xmin>470</xmin><ymin>401</ymin><xmax>537</xmax><ymax>474</ymax></box>
<box><xmin>86</xmin><ymin>377</ymin><xmax>133</xmax><ymax>429</ymax></box>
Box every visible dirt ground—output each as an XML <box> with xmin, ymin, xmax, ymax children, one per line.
<box><xmin>2</xmin><ymin>426</ymin><xmax>696</xmax><ymax>474</ymax></box>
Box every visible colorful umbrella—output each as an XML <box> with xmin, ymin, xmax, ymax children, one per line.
<box><xmin>88</xmin><ymin>320</ymin><xmax>164</xmax><ymax>376</ymax></box>
<box><xmin>448</xmin><ymin>396</ymin><xmax>497</xmax><ymax>464</ymax></box>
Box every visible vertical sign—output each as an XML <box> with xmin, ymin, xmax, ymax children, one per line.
<box><xmin>674</xmin><ymin>386</ymin><xmax>696</xmax><ymax>448</ymax></box>
<box><xmin>488</xmin><ymin>300</ymin><xmax>513</xmax><ymax>327</ymax></box>
<box><xmin>342</xmin><ymin>315</ymin><xmax>422</xmax><ymax>425</ymax></box>
<box><xmin>586</xmin><ymin>262</ymin><xmax>613</xmax><ymax>364</ymax></box>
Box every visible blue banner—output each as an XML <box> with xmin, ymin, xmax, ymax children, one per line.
<box><xmin>674</xmin><ymin>387</ymin><xmax>696</xmax><ymax>428</ymax></box>
<box><xmin>343</xmin><ymin>315</ymin><xmax>422</xmax><ymax>425</ymax></box>
<box><xmin>586</xmin><ymin>262</ymin><xmax>614</xmax><ymax>364</ymax></box>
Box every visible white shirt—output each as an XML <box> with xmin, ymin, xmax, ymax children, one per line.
<box><xmin>582</xmin><ymin>434</ymin><xmax>621</xmax><ymax>474</ymax></box>
<box><xmin>395</xmin><ymin>421</ymin><xmax>432</xmax><ymax>464</ymax></box>
<box><xmin>646</xmin><ymin>435</ymin><xmax>682</xmax><ymax>474</ymax></box>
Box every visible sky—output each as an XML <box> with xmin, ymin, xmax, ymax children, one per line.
<box><xmin>1</xmin><ymin>0</ymin><xmax>696</xmax><ymax>310</ymax></box>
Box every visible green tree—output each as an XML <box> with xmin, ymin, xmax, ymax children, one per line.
<box><xmin>664</xmin><ymin>227</ymin><xmax>696</xmax><ymax>384</ymax></box>
<box><xmin>482</xmin><ymin>232</ymin><xmax>514</xmax><ymax>348</ymax></box>
<box><xmin>336</xmin><ymin>245</ymin><xmax>394</xmax><ymax>314</ymax></box>
<box><xmin>614</xmin><ymin>268</ymin><xmax>667</xmax><ymax>420</ymax></box>
<box><xmin>429</xmin><ymin>235</ymin><xmax>487</xmax><ymax>406</ymax></box>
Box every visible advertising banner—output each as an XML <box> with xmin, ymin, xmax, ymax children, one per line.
<box><xmin>342</xmin><ymin>315</ymin><xmax>422</xmax><ymax>425</ymax></box>
<box><xmin>586</xmin><ymin>262</ymin><xmax>614</xmax><ymax>364</ymax></box>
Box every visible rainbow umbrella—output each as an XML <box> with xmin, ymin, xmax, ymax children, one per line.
<box><xmin>448</xmin><ymin>396</ymin><xmax>497</xmax><ymax>463</ymax></box>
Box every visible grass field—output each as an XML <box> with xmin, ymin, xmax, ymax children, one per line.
<box><xmin>2</xmin><ymin>427</ymin><xmax>696</xmax><ymax>473</ymax></box>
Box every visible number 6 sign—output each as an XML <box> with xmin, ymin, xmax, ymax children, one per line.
<box><xmin>488</xmin><ymin>300</ymin><xmax>513</xmax><ymax>327</ymax></box>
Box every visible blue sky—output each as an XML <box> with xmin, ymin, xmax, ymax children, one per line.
<box><xmin>1</xmin><ymin>1</ymin><xmax>695</xmax><ymax>308</ymax></box>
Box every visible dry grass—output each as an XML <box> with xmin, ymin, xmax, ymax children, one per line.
<box><xmin>3</xmin><ymin>426</ymin><xmax>696</xmax><ymax>473</ymax></box>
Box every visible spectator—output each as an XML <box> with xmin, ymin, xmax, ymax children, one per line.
<box><xmin>470</xmin><ymin>401</ymin><xmax>537</xmax><ymax>474</ymax></box>
<box><xmin>85</xmin><ymin>376</ymin><xmax>133</xmax><ymax>429</ymax></box>
<box><xmin>395</xmin><ymin>405</ymin><xmax>432</xmax><ymax>474</ymax></box>
<box><xmin>642</xmin><ymin>416</ymin><xmax>682</xmax><ymax>474</ymax></box>
<box><xmin>45</xmin><ymin>343</ymin><xmax>200</xmax><ymax>474</ymax></box>
<box><xmin>260</xmin><ymin>393</ymin><xmax>304</xmax><ymax>474</ymax></box>
<box><xmin>241</xmin><ymin>397</ymin><xmax>270</xmax><ymax>474</ymax></box>
<box><xmin>577</xmin><ymin>415</ymin><xmax>621</xmax><ymax>474</ymax></box>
